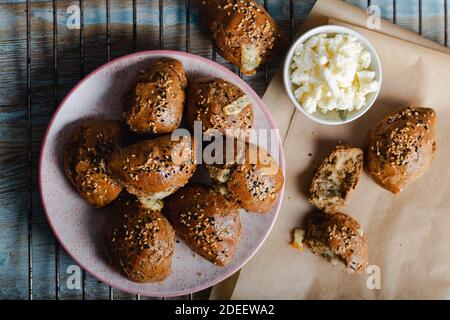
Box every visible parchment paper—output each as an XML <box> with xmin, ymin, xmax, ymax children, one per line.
<box><xmin>211</xmin><ymin>0</ymin><xmax>450</xmax><ymax>299</ymax></box>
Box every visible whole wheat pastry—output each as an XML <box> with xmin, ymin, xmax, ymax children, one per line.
<box><xmin>124</xmin><ymin>59</ymin><xmax>187</xmax><ymax>134</ymax></box>
<box><xmin>198</xmin><ymin>0</ymin><xmax>286</xmax><ymax>76</ymax></box>
<box><xmin>106</xmin><ymin>193</ymin><xmax>176</xmax><ymax>282</ymax></box>
<box><xmin>165</xmin><ymin>184</ymin><xmax>241</xmax><ymax>266</ymax></box>
<box><xmin>64</xmin><ymin>120</ymin><xmax>124</xmax><ymax>208</ymax></box>
<box><xmin>301</xmin><ymin>212</ymin><xmax>368</xmax><ymax>273</ymax></box>
<box><xmin>309</xmin><ymin>146</ymin><xmax>363</xmax><ymax>214</ymax></box>
<box><xmin>365</xmin><ymin>106</ymin><xmax>436</xmax><ymax>193</ymax></box>
<box><xmin>107</xmin><ymin>134</ymin><xmax>196</xmax><ymax>208</ymax></box>
<box><xmin>187</xmin><ymin>78</ymin><xmax>254</xmax><ymax>138</ymax></box>
<box><xmin>205</xmin><ymin>139</ymin><xmax>284</xmax><ymax>213</ymax></box>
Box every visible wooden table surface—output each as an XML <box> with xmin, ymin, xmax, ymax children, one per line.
<box><xmin>0</xmin><ymin>0</ymin><xmax>448</xmax><ymax>300</ymax></box>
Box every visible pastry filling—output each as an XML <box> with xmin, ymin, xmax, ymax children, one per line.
<box><xmin>138</xmin><ymin>196</ymin><xmax>164</xmax><ymax>211</ymax></box>
<box><xmin>138</xmin><ymin>187</ymin><xmax>177</xmax><ymax>210</ymax></box>
<box><xmin>206</xmin><ymin>165</ymin><xmax>232</xmax><ymax>184</ymax></box>
<box><xmin>312</xmin><ymin>150</ymin><xmax>361</xmax><ymax>208</ymax></box>
<box><xmin>306</xmin><ymin>239</ymin><xmax>343</xmax><ymax>267</ymax></box>
<box><xmin>241</xmin><ymin>44</ymin><xmax>261</xmax><ymax>73</ymax></box>
<box><xmin>213</xmin><ymin>184</ymin><xmax>230</xmax><ymax>196</ymax></box>
<box><xmin>222</xmin><ymin>95</ymin><xmax>252</xmax><ymax>115</ymax></box>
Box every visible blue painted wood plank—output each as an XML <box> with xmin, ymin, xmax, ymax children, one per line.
<box><xmin>0</xmin><ymin>2</ymin><xmax>26</xmax><ymax>42</ymax></box>
<box><xmin>0</xmin><ymin>0</ymin><xmax>28</xmax><ymax>300</ymax></box>
<box><xmin>186</xmin><ymin>0</ymin><xmax>213</xmax><ymax>59</ymax></box>
<box><xmin>370</xmin><ymin>0</ymin><xmax>394</xmax><ymax>21</ymax></box>
<box><xmin>446</xmin><ymin>0</ymin><xmax>449</xmax><ymax>46</ymax></box>
<box><xmin>422</xmin><ymin>0</ymin><xmax>446</xmax><ymax>44</ymax></box>
<box><xmin>346</xmin><ymin>0</ymin><xmax>368</xmax><ymax>9</ymax></box>
<box><xmin>396</xmin><ymin>0</ymin><xmax>420</xmax><ymax>33</ymax></box>
<box><xmin>161</xmin><ymin>0</ymin><xmax>187</xmax><ymax>51</ymax></box>
<box><xmin>0</xmin><ymin>183</ymin><xmax>28</xmax><ymax>299</ymax></box>
<box><xmin>136</xmin><ymin>0</ymin><xmax>161</xmax><ymax>51</ymax></box>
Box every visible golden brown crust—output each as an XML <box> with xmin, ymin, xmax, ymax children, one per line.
<box><xmin>304</xmin><ymin>212</ymin><xmax>368</xmax><ymax>273</ymax></box>
<box><xmin>206</xmin><ymin>140</ymin><xmax>284</xmax><ymax>214</ymax></box>
<box><xmin>187</xmin><ymin>78</ymin><xmax>254</xmax><ymax>138</ymax></box>
<box><xmin>106</xmin><ymin>193</ymin><xmax>176</xmax><ymax>282</ymax></box>
<box><xmin>124</xmin><ymin>59</ymin><xmax>187</xmax><ymax>134</ymax></box>
<box><xmin>309</xmin><ymin>146</ymin><xmax>363</xmax><ymax>214</ymax></box>
<box><xmin>165</xmin><ymin>184</ymin><xmax>241</xmax><ymax>266</ymax></box>
<box><xmin>107</xmin><ymin>135</ymin><xmax>197</xmax><ymax>199</ymax></box>
<box><xmin>64</xmin><ymin>120</ymin><xmax>124</xmax><ymax>208</ymax></box>
<box><xmin>198</xmin><ymin>0</ymin><xmax>286</xmax><ymax>76</ymax></box>
<box><xmin>365</xmin><ymin>106</ymin><xmax>436</xmax><ymax>193</ymax></box>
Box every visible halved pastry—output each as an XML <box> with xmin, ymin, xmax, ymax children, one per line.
<box><xmin>165</xmin><ymin>184</ymin><xmax>241</xmax><ymax>266</ymax></box>
<box><xmin>309</xmin><ymin>146</ymin><xmax>363</xmax><ymax>214</ymax></box>
<box><xmin>300</xmin><ymin>212</ymin><xmax>368</xmax><ymax>273</ymax></box>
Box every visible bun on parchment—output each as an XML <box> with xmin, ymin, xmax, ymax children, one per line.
<box><xmin>365</xmin><ymin>106</ymin><xmax>436</xmax><ymax>193</ymax></box>
<box><xmin>309</xmin><ymin>146</ymin><xmax>363</xmax><ymax>214</ymax></box>
<box><xmin>301</xmin><ymin>212</ymin><xmax>368</xmax><ymax>273</ymax></box>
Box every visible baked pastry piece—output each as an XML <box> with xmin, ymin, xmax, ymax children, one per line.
<box><xmin>165</xmin><ymin>184</ymin><xmax>241</xmax><ymax>266</ymax></box>
<box><xmin>365</xmin><ymin>106</ymin><xmax>436</xmax><ymax>193</ymax></box>
<box><xmin>198</xmin><ymin>0</ymin><xmax>286</xmax><ymax>76</ymax></box>
<box><xmin>301</xmin><ymin>212</ymin><xmax>368</xmax><ymax>273</ymax></box>
<box><xmin>107</xmin><ymin>134</ymin><xmax>196</xmax><ymax>208</ymax></box>
<box><xmin>124</xmin><ymin>59</ymin><xmax>187</xmax><ymax>134</ymax></box>
<box><xmin>187</xmin><ymin>78</ymin><xmax>254</xmax><ymax>138</ymax></box>
<box><xmin>64</xmin><ymin>120</ymin><xmax>124</xmax><ymax>208</ymax></box>
<box><xmin>309</xmin><ymin>146</ymin><xmax>363</xmax><ymax>214</ymax></box>
<box><xmin>106</xmin><ymin>193</ymin><xmax>176</xmax><ymax>282</ymax></box>
<box><xmin>206</xmin><ymin>140</ymin><xmax>284</xmax><ymax>213</ymax></box>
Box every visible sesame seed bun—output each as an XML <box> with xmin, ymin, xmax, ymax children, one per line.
<box><xmin>106</xmin><ymin>192</ymin><xmax>176</xmax><ymax>282</ymax></box>
<box><xmin>365</xmin><ymin>106</ymin><xmax>436</xmax><ymax>193</ymax></box>
<box><xmin>304</xmin><ymin>212</ymin><xmax>368</xmax><ymax>273</ymax></box>
<box><xmin>64</xmin><ymin>119</ymin><xmax>125</xmax><ymax>208</ymax></box>
<box><xmin>107</xmin><ymin>134</ymin><xmax>197</xmax><ymax>201</ymax></box>
<box><xmin>165</xmin><ymin>184</ymin><xmax>241</xmax><ymax>266</ymax></box>
<box><xmin>198</xmin><ymin>0</ymin><xmax>286</xmax><ymax>76</ymax></box>
<box><xmin>206</xmin><ymin>139</ymin><xmax>284</xmax><ymax>214</ymax></box>
<box><xmin>187</xmin><ymin>78</ymin><xmax>254</xmax><ymax>138</ymax></box>
<box><xmin>124</xmin><ymin>59</ymin><xmax>187</xmax><ymax>134</ymax></box>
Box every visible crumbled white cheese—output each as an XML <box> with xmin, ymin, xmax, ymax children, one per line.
<box><xmin>290</xmin><ymin>33</ymin><xmax>379</xmax><ymax>114</ymax></box>
<box><xmin>291</xmin><ymin>228</ymin><xmax>305</xmax><ymax>251</ymax></box>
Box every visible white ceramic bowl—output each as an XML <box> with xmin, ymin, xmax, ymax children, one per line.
<box><xmin>283</xmin><ymin>25</ymin><xmax>382</xmax><ymax>125</ymax></box>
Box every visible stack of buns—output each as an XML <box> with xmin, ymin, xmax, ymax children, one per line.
<box><xmin>65</xmin><ymin>0</ymin><xmax>287</xmax><ymax>283</ymax></box>
<box><xmin>64</xmin><ymin>58</ymin><xmax>285</xmax><ymax>282</ymax></box>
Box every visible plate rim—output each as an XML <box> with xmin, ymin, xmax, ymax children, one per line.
<box><xmin>39</xmin><ymin>49</ymin><xmax>286</xmax><ymax>297</ymax></box>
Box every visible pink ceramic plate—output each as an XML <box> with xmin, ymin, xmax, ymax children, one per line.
<box><xmin>39</xmin><ymin>50</ymin><xmax>285</xmax><ymax>297</ymax></box>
